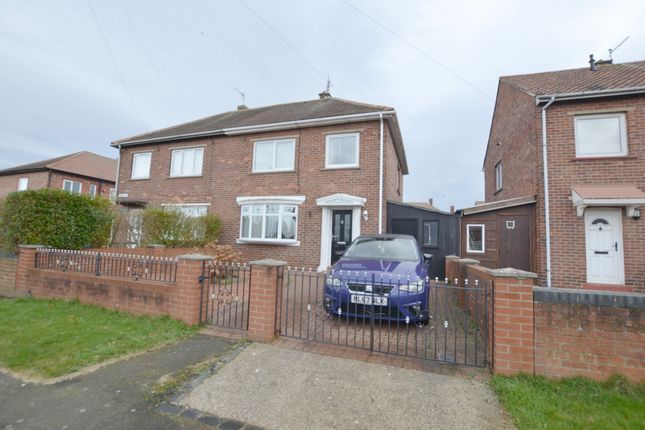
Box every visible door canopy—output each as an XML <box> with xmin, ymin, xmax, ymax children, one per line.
<box><xmin>316</xmin><ymin>193</ymin><xmax>366</xmax><ymax>207</ymax></box>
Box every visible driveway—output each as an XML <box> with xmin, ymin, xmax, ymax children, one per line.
<box><xmin>180</xmin><ymin>343</ymin><xmax>513</xmax><ymax>430</ymax></box>
<box><xmin>0</xmin><ymin>335</ymin><xmax>234</xmax><ymax>430</ymax></box>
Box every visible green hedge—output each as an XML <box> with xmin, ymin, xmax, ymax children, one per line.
<box><xmin>141</xmin><ymin>208</ymin><xmax>220</xmax><ymax>247</ymax></box>
<box><xmin>0</xmin><ymin>189</ymin><xmax>114</xmax><ymax>252</ymax></box>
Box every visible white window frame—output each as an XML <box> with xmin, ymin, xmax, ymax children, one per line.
<box><xmin>495</xmin><ymin>161</ymin><xmax>503</xmax><ymax>191</ymax></box>
<box><xmin>89</xmin><ymin>184</ymin><xmax>97</xmax><ymax>197</ymax></box>
<box><xmin>252</xmin><ymin>138</ymin><xmax>296</xmax><ymax>173</ymax></box>
<box><xmin>161</xmin><ymin>203</ymin><xmax>210</xmax><ymax>217</ymax></box>
<box><xmin>131</xmin><ymin>152</ymin><xmax>152</xmax><ymax>179</ymax></box>
<box><xmin>236</xmin><ymin>196</ymin><xmax>305</xmax><ymax>246</ymax></box>
<box><xmin>63</xmin><ymin>179</ymin><xmax>82</xmax><ymax>195</ymax></box>
<box><xmin>574</xmin><ymin>113</ymin><xmax>628</xmax><ymax>158</ymax></box>
<box><xmin>109</xmin><ymin>188</ymin><xmax>116</xmax><ymax>201</ymax></box>
<box><xmin>170</xmin><ymin>147</ymin><xmax>204</xmax><ymax>177</ymax></box>
<box><xmin>325</xmin><ymin>132</ymin><xmax>360</xmax><ymax>169</ymax></box>
<box><xmin>466</xmin><ymin>224</ymin><xmax>485</xmax><ymax>254</ymax></box>
<box><xmin>17</xmin><ymin>177</ymin><xmax>28</xmax><ymax>191</ymax></box>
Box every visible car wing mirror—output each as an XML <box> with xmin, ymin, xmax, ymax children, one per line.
<box><xmin>423</xmin><ymin>253</ymin><xmax>433</xmax><ymax>261</ymax></box>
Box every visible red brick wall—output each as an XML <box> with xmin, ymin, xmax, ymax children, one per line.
<box><xmin>0</xmin><ymin>253</ymin><xmax>17</xmax><ymax>297</ymax></box>
<box><xmin>0</xmin><ymin>171</ymin><xmax>49</xmax><ymax>199</ymax></box>
<box><xmin>484</xmin><ymin>81</ymin><xmax>538</xmax><ymax>202</ymax></box>
<box><xmin>535</xmin><ymin>301</ymin><xmax>645</xmax><ymax>383</ymax></box>
<box><xmin>117</xmin><ymin>121</ymin><xmax>404</xmax><ymax>268</ymax></box>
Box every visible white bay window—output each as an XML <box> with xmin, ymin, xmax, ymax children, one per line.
<box><xmin>236</xmin><ymin>196</ymin><xmax>305</xmax><ymax>245</ymax></box>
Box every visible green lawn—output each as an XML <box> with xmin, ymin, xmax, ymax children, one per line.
<box><xmin>0</xmin><ymin>298</ymin><xmax>199</xmax><ymax>378</ymax></box>
<box><xmin>492</xmin><ymin>374</ymin><xmax>645</xmax><ymax>430</ymax></box>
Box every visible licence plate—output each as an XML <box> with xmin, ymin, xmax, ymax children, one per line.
<box><xmin>350</xmin><ymin>294</ymin><xmax>388</xmax><ymax>306</ymax></box>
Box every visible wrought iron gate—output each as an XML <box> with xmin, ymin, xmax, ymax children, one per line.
<box><xmin>199</xmin><ymin>261</ymin><xmax>251</xmax><ymax>330</ymax></box>
<box><xmin>278</xmin><ymin>268</ymin><xmax>492</xmax><ymax>367</ymax></box>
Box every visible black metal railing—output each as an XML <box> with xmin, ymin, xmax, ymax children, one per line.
<box><xmin>199</xmin><ymin>261</ymin><xmax>251</xmax><ymax>329</ymax></box>
<box><xmin>278</xmin><ymin>267</ymin><xmax>491</xmax><ymax>367</ymax></box>
<box><xmin>34</xmin><ymin>248</ymin><xmax>178</xmax><ymax>283</ymax></box>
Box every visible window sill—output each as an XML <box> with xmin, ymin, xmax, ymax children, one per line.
<box><xmin>167</xmin><ymin>175</ymin><xmax>203</xmax><ymax>179</ymax></box>
<box><xmin>321</xmin><ymin>166</ymin><xmax>361</xmax><ymax>171</ymax></box>
<box><xmin>236</xmin><ymin>239</ymin><xmax>300</xmax><ymax>247</ymax></box>
<box><xmin>250</xmin><ymin>170</ymin><xmax>296</xmax><ymax>175</ymax></box>
<box><xmin>130</xmin><ymin>177</ymin><xmax>150</xmax><ymax>181</ymax></box>
<box><xmin>570</xmin><ymin>156</ymin><xmax>637</xmax><ymax>162</ymax></box>
<box><xmin>466</xmin><ymin>250</ymin><xmax>485</xmax><ymax>254</ymax></box>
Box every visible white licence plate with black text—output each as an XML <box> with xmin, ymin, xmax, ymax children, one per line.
<box><xmin>350</xmin><ymin>294</ymin><xmax>388</xmax><ymax>306</ymax></box>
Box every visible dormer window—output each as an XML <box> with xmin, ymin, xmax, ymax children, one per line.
<box><xmin>574</xmin><ymin>113</ymin><xmax>627</xmax><ymax>157</ymax></box>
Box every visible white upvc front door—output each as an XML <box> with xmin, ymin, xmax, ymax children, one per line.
<box><xmin>584</xmin><ymin>208</ymin><xmax>624</xmax><ymax>285</ymax></box>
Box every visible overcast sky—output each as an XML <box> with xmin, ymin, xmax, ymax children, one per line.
<box><xmin>1</xmin><ymin>0</ymin><xmax>644</xmax><ymax>209</ymax></box>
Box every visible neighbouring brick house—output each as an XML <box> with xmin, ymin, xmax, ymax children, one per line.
<box><xmin>463</xmin><ymin>59</ymin><xmax>645</xmax><ymax>293</ymax></box>
<box><xmin>112</xmin><ymin>94</ymin><xmax>408</xmax><ymax>270</ymax></box>
<box><xmin>0</xmin><ymin>151</ymin><xmax>117</xmax><ymax>199</ymax></box>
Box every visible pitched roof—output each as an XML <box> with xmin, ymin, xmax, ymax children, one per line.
<box><xmin>501</xmin><ymin>60</ymin><xmax>645</xmax><ymax>97</ymax></box>
<box><xmin>0</xmin><ymin>152</ymin><xmax>117</xmax><ymax>182</ymax></box>
<box><xmin>113</xmin><ymin>97</ymin><xmax>394</xmax><ymax>145</ymax></box>
<box><xmin>572</xmin><ymin>185</ymin><xmax>645</xmax><ymax>200</ymax></box>
<box><xmin>460</xmin><ymin>195</ymin><xmax>536</xmax><ymax>216</ymax></box>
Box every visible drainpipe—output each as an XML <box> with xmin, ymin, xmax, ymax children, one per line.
<box><xmin>113</xmin><ymin>144</ymin><xmax>122</xmax><ymax>201</ymax></box>
<box><xmin>541</xmin><ymin>97</ymin><xmax>555</xmax><ymax>287</ymax></box>
<box><xmin>378</xmin><ymin>113</ymin><xmax>384</xmax><ymax>234</ymax></box>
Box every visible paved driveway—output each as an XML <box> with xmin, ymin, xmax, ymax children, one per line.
<box><xmin>181</xmin><ymin>343</ymin><xmax>513</xmax><ymax>430</ymax></box>
<box><xmin>0</xmin><ymin>335</ymin><xmax>233</xmax><ymax>430</ymax></box>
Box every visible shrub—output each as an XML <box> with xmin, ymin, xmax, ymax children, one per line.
<box><xmin>0</xmin><ymin>189</ymin><xmax>114</xmax><ymax>252</ymax></box>
<box><xmin>140</xmin><ymin>208</ymin><xmax>221</xmax><ymax>247</ymax></box>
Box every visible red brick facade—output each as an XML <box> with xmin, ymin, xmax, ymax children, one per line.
<box><xmin>0</xmin><ymin>253</ymin><xmax>17</xmax><ymax>297</ymax></box>
<box><xmin>484</xmin><ymin>81</ymin><xmax>645</xmax><ymax>292</ymax></box>
<box><xmin>0</xmin><ymin>170</ymin><xmax>115</xmax><ymax>199</ymax></box>
<box><xmin>116</xmin><ymin>121</ymin><xmax>405</xmax><ymax>269</ymax></box>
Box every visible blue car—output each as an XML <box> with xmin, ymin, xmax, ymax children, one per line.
<box><xmin>324</xmin><ymin>234</ymin><xmax>429</xmax><ymax>324</ymax></box>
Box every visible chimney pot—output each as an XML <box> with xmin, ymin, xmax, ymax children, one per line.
<box><xmin>589</xmin><ymin>54</ymin><xmax>597</xmax><ymax>71</ymax></box>
<box><xmin>450</xmin><ymin>205</ymin><xmax>455</xmax><ymax>214</ymax></box>
<box><xmin>428</xmin><ymin>198</ymin><xmax>433</xmax><ymax>206</ymax></box>
<box><xmin>318</xmin><ymin>90</ymin><xmax>332</xmax><ymax>100</ymax></box>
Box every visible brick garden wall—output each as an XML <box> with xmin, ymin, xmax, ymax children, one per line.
<box><xmin>0</xmin><ymin>252</ymin><xmax>17</xmax><ymax>297</ymax></box>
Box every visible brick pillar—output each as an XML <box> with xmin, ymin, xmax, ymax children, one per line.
<box><xmin>248</xmin><ymin>259</ymin><xmax>286</xmax><ymax>342</ymax></box>
<box><xmin>15</xmin><ymin>245</ymin><xmax>44</xmax><ymax>297</ymax></box>
<box><xmin>175</xmin><ymin>254</ymin><xmax>212</xmax><ymax>325</ymax></box>
<box><xmin>490</xmin><ymin>268</ymin><xmax>537</xmax><ymax>375</ymax></box>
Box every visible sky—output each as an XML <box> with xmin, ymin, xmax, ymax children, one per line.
<box><xmin>1</xmin><ymin>0</ymin><xmax>644</xmax><ymax>210</ymax></box>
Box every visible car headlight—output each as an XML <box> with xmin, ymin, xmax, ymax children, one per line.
<box><xmin>399</xmin><ymin>279</ymin><xmax>425</xmax><ymax>293</ymax></box>
<box><xmin>326</xmin><ymin>276</ymin><xmax>343</xmax><ymax>287</ymax></box>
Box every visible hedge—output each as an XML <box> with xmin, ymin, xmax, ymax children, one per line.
<box><xmin>140</xmin><ymin>208</ymin><xmax>221</xmax><ymax>247</ymax></box>
<box><xmin>0</xmin><ymin>189</ymin><xmax>114</xmax><ymax>252</ymax></box>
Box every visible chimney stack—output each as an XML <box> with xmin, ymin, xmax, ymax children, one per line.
<box><xmin>450</xmin><ymin>205</ymin><xmax>455</xmax><ymax>214</ymax></box>
<box><xmin>237</xmin><ymin>104</ymin><xmax>248</xmax><ymax>111</ymax></box>
<box><xmin>589</xmin><ymin>54</ymin><xmax>597</xmax><ymax>71</ymax></box>
<box><xmin>318</xmin><ymin>90</ymin><xmax>332</xmax><ymax>100</ymax></box>
<box><xmin>428</xmin><ymin>198</ymin><xmax>433</xmax><ymax>207</ymax></box>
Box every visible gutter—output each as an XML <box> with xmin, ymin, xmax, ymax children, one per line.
<box><xmin>541</xmin><ymin>97</ymin><xmax>555</xmax><ymax>288</ymax></box>
<box><xmin>535</xmin><ymin>86</ymin><xmax>645</xmax><ymax>104</ymax></box>
<box><xmin>112</xmin><ymin>111</ymin><xmax>397</xmax><ymax>147</ymax></box>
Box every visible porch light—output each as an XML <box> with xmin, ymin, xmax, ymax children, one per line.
<box><xmin>632</xmin><ymin>208</ymin><xmax>641</xmax><ymax>221</ymax></box>
<box><xmin>362</xmin><ymin>209</ymin><xmax>369</xmax><ymax>221</ymax></box>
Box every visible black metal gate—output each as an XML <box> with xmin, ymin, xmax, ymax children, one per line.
<box><xmin>199</xmin><ymin>261</ymin><xmax>251</xmax><ymax>330</ymax></box>
<box><xmin>278</xmin><ymin>268</ymin><xmax>492</xmax><ymax>367</ymax></box>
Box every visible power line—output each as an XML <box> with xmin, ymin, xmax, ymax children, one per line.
<box><xmin>340</xmin><ymin>0</ymin><xmax>493</xmax><ymax>102</ymax></box>
<box><xmin>118</xmin><ymin>0</ymin><xmax>185</xmax><ymax>121</ymax></box>
<box><xmin>238</xmin><ymin>0</ymin><xmax>346</xmax><ymax>98</ymax></box>
<box><xmin>86</xmin><ymin>0</ymin><xmax>148</xmax><ymax>130</ymax></box>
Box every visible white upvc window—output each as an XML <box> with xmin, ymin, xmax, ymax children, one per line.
<box><xmin>325</xmin><ymin>132</ymin><xmax>360</xmax><ymax>168</ymax></box>
<box><xmin>109</xmin><ymin>188</ymin><xmax>116</xmax><ymax>201</ymax></box>
<box><xmin>466</xmin><ymin>224</ymin><xmax>485</xmax><ymax>253</ymax></box>
<box><xmin>89</xmin><ymin>184</ymin><xmax>97</xmax><ymax>197</ymax></box>
<box><xmin>236</xmin><ymin>196</ymin><xmax>305</xmax><ymax>245</ymax></box>
<box><xmin>162</xmin><ymin>203</ymin><xmax>209</xmax><ymax>218</ymax></box>
<box><xmin>253</xmin><ymin>138</ymin><xmax>295</xmax><ymax>172</ymax></box>
<box><xmin>63</xmin><ymin>179</ymin><xmax>82</xmax><ymax>195</ymax></box>
<box><xmin>170</xmin><ymin>147</ymin><xmax>203</xmax><ymax>177</ymax></box>
<box><xmin>18</xmin><ymin>177</ymin><xmax>28</xmax><ymax>191</ymax></box>
<box><xmin>495</xmin><ymin>161</ymin><xmax>503</xmax><ymax>191</ymax></box>
<box><xmin>131</xmin><ymin>152</ymin><xmax>151</xmax><ymax>179</ymax></box>
<box><xmin>574</xmin><ymin>113</ymin><xmax>628</xmax><ymax>157</ymax></box>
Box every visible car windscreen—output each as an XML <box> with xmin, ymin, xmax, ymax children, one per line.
<box><xmin>343</xmin><ymin>237</ymin><xmax>419</xmax><ymax>261</ymax></box>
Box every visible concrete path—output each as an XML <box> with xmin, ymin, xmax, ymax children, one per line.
<box><xmin>0</xmin><ymin>335</ymin><xmax>234</xmax><ymax>430</ymax></box>
<box><xmin>181</xmin><ymin>343</ymin><xmax>513</xmax><ymax>430</ymax></box>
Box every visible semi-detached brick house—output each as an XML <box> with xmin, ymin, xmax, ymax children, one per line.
<box><xmin>112</xmin><ymin>94</ymin><xmax>408</xmax><ymax>270</ymax></box>
<box><xmin>0</xmin><ymin>151</ymin><xmax>117</xmax><ymax>200</ymax></box>
<box><xmin>464</xmin><ymin>59</ymin><xmax>645</xmax><ymax>293</ymax></box>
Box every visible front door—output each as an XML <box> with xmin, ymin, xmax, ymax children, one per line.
<box><xmin>584</xmin><ymin>208</ymin><xmax>624</xmax><ymax>285</ymax></box>
<box><xmin>331</xmin><ymin>210</ymin><xmax>353</xmax><ymax>263</ymax></box>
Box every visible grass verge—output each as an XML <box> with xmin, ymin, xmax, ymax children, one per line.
<box><xmin>491</xmin><ymin>373</ymin><xmax>645</xmax><ymax>430</ymax></box>
<box><xmin>0</xmin><ymin>298</ymin><xmax>199</xmax><ymax>378</ymax></box>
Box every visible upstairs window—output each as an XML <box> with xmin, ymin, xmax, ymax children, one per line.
<box><xmin>89</xmin><ymin>184</ymin><xmax>97</xmax><ymax>197</ymax></box>
<box><xmin>171</xmin><ymin>147</ymin><xmax>203</xmax><ymax>177</ymax></box>
<box><xmin>131</xmin><ymin>152</ymin><xmax>151</xmax><ymax>179</ymax></box>
<box><xmin>253</xmin><ymin>139</ymin><xmax>295</xmax><ymax>172</ymax></box>
<box><xmin>18</xmin><ymin>177</ymin><xmax>28</xmax><ymax>191</ymax></box>
<box><xmin>574</xmin><ymin>113</ymin><xmax>627</xmax><ymax>157</ymax></box>
<box><xmin>326</xmin><ymin>133</ymin><xmax>359</xmax><ymax>168</ymax></box>
<box><xmin>495</xmin><ymin>161</ymin><xmax>503</xmax><ymax>191</ymax></box>
<box><xmin>467</xmin><ymin>224</ymin><xmax>485</xmax><ymax>253</ymax></box>
<box><xmin>63</xmin><ymin>179</ymin><xmax>82</xmax><ymax>195</ymax></box>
